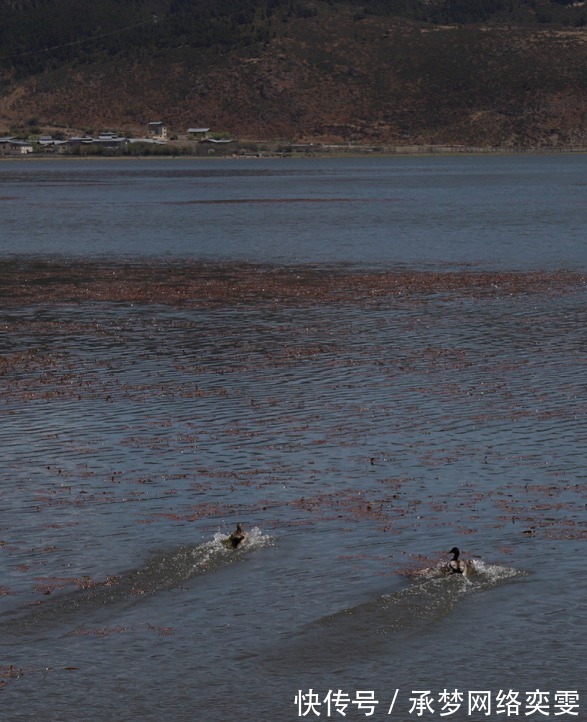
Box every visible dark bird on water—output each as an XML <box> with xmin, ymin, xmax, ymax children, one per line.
<box><xmin>447</xmin><ymin>547</ymin><xmax>470</xmax><ymax>576</ymax></box>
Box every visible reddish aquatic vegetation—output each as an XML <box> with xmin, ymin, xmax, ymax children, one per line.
<box><xmin>0</xmin><ymin>665</ymin><xmax>24</xmax><ymax>688</ymax></box>
<box><xmin>0</xmin><ymin>665</ymin><xmax>23</xmax><ymax>677</ymax></box>
<box><xmin>146</xmin><ymin>624</ymin><xmax>176</xmax><ymax>637</ymax></box>
<box><xmin>543</xmin><ymin>523</ymin><xmax>587</xmax><ymax>540</ymax></box>
<box><xmin>41</xmin><ymin>521</ymin><xmax>81</xmax><ymax>530</ymax></box>
<box><xmin>71</xmin><ymin>623</ymin><xmax>175</xmax><ymax>637</ymax></box>
<box><xmin>138</xmin><ymin>499</ymin><xmax>247</xmax><ymax>524</ymax></box>
<box><xmin>0</xmin><ymin>260</ymin><xmax>583</xmax><ymax>308</ymax></box>
<box><xmin>72</xmin><ymin>626</ymin><xmax>131</xmax><ymax>638</ymax></box>
<box><xmin>2</xmin><ymin>256</ymin><xmax>586</xmax><ymax>604</ymax></box>
<box><xmin>497</xmin><ymin>546</ymin><xmax>515</xmax><ymax>555</ymax></box>
<box><xmin>288</xmin><ymin>490</ymin><xmax>396</xmax><ymax>526</ymax></box>
<box><xmin>395</xmin><ymin>552</ymin><xmax>441</xmax><ymax>577</ymax></box>
<box><xmin>33</xmin><ymin>575</ymin><xmax>120</xmax><ymax>595</ymax></box>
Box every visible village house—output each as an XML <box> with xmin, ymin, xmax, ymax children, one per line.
<box><xmin>94</xmin><ymin>133</ymin><xmax>128</xmax><ymax>148</ymax></box>
<box><xmin>147</xmin><ymin>122</ymin><xmax>168</xmax><ymax>139</ymax></box>
<box><xmin>0</xmin><ymin>137</ymin><xmax>34</xmax><ymax>155</ymax></box>
<box><xmin>65</xmin><ymin>133</ymin><xmax>129</xmax><ymax>150</ymax></box>
<box><xmin>187</xmin><ymin>127</ymin><xmax>210</xmax><ymax>139</ymax></box>
<box><xmin>38</xmin><ymin>136</ymin><xmax>68</xmax><ymax>152</ymax></box>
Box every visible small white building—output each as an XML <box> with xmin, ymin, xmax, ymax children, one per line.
<box><xmin>147</xmin><ymin>122</ymin><xmax>168</xmax><ymax>139</ymax></box>
<box><xmin>187</xmin><ymin>127</ymin><xmax>211</xmax><ymax>139</ymax></box>
<box><xmin>0</xmin><ymin>138</ymin><xmax>34</xmax><ymax>155</ymax></box>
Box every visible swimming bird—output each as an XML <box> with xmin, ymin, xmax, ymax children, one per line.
<box><xmin>228</xmin><ymin>523</ymin><xmax>249</xmax><ymax>549</ymax></box>
<box><xmin>447</xmin><ymin>547</ymin><xmax>470</xmax><ymax>575</ymax></box>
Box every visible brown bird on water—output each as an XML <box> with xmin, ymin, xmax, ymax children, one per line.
<box><xmin>228</xmin><ymin>523</ymin><xmax>249</xmax><ymax>549</ymax></box>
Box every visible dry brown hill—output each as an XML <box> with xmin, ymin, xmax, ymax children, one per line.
<box><xmin>1</xmin><ymin>1</ymin><xmax>586</xmax><ymax>147</ymax></box>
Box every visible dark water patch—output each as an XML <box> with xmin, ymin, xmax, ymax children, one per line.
<box><xmin>163</xmin><ymin>197</ymin><xmax>401</xmax><ymax>205</ymax></box>
<box><xmin>0</xmin><ymin>166</ymin><xmax>323</xmax><ymax>187</ymax></box>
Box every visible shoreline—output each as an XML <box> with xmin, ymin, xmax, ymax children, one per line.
<box><xmin>2</xmin><ymin>140</ymin><xmax>587</xmax><ymax>161</ymax></box>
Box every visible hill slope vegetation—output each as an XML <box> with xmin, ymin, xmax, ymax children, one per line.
<box><xmin>1</xmin><ymin>0</ymin><xmax>586</xmax><ymax>146</ymax></box>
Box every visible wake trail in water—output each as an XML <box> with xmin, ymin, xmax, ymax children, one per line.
<box><xmin>0</xmin><ymin>527</ymin><xmax>272</xmax><ymax>634</ymax></box>
<box><xmin>271</xmin><ymin>559</ymin><xmax>525</xmax><ymax>669</ymax></box>
<box><xmin>324</xmin><ymin>559</ymin><xmax>524</xmax><ymax>635</ymax></box>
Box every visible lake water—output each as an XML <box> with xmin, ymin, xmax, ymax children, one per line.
<box><xmin>0</xmin><ymin>155</ymin><xmax>586</xmax><ymax>721</ymax></box>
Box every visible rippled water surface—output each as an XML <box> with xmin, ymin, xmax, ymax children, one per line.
<box><xmin>0</xmin><ymin>154</ymin><xmax>586</xmax><ymax>267</ymax></box>
<box><xmin>0</xmin><ymin>156</ymin><xmax>586</xmax><ymax>721</ymax></box>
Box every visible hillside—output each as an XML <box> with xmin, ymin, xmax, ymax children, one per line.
<box><xmin>1</xmin><ymin>0</ymin><xmax>587</xmax><ymax>147</ymax></box>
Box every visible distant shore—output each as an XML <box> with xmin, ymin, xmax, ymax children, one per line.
<box><xmin>3</xmin><ymin>139</ymin><xmax>587</xmax><ymax>161</ymax></box>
